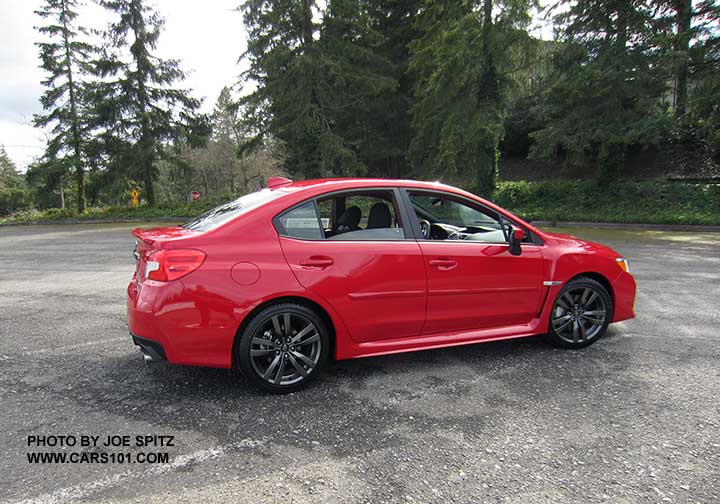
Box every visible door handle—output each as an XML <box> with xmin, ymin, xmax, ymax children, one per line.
<box><xmin>428</xmin><ymin>258</ymin><xmax>457</xmax><ymax>270</ymax></box>
<box><xmin>299</xmin><ymin>256</ymin><xmax>334</xmax><ymax>268</ymax></box>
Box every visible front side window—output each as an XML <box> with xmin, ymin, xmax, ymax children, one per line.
<box><xmin>409</xmin><ymin>192</ymin><xmax>513</xmax><ymax>243</ymax></box>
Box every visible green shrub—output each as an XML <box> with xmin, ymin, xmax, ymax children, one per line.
<box><xmin>492</xmin><ymin>179</ymin><xmax>720</xmax><ymax>225</ymax></box>
<box><xmin>2</xmin><ymin>181</ymin><xmax>719</xmax><ymax>226</ymax></box>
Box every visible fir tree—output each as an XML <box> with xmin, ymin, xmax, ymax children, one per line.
<box><xmin>94</xmin><ymin>0</ymin><xmax>206</xmax><ymax>205</ymax></box>
<box><xmin>0</xmin><ymin>146</ymin><xmax>29</xmax><ymax>215</ymax></box>
<box><xmin>33</xmin><ymin>0</ymin><xmax>96</xmax><ymax>212</ymax></box>
<box><xmin>409</xmin><ymin>0</ymin><xmax>537</xmax><ymax>197</ymax></box>
<box><xmin>239</xmin><ymin>0</ymin><xmax>396</xmax><ymax>178</ymax></box>
<box><xmin>529</xmin><ymin>0</ymin><xmax>669</xmax><ymax>180</ymax></box>
<box><xmin>364</xmin><ymin>0</ymin><xmax>423</xmax><ymax>178</ymax></box>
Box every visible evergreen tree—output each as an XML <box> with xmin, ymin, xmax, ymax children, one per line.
<box><xmin>409</xmin><ymin>0</ymin><xmax>537</xmax><ymax>197</ymax></box>
<box><xmin>317</xmin><ymin>0</ymin><xmax>398</xmax><ymax>174</ymax></box>
<box><xmin>212</xmin><ymin>87</ymin><xmax>243</xmax><ymax>193</ymax></box>
<box><xmin>240</xmin><ymin>0</ymin><xmax>342</xmax><ymax>178</ymax></box>
<box><xmin>33</xmin><ymin>0</ymin><xmax>96</xmax><ymax>212</ymax></box>
<box><xmin>364</xmin><ymin>0</ymin><xmax>423</xmax><ymax>177</ymax></box>
<box><xmin>94</xmin><ymin>0</ymin><xmax>206</xmax><ymax>205</ymax></box>
<box><xmin>653</xmin><ymin>0</ymin><xmax>719</xmax><ymax>119</ymax></box>
<box><xmin>25</xmin><ymin>156</ymin><xmax>70</xmax><ymax>210</ymax></box>
<box><xmin>529</xmin><ymin>0</ymin><xmax>669</xmax><ymax>180</ymax></box>
<box><xmin>0</xmin><ymin>147</ymin><xmax>29</xmax><ymax>215</ymax></box>
<box><xmin>239</xmin><ymin>0</ymin><xmax>396</xmax><ymax>179</ymax></box>
<box><xmin>653</xmin><ymin>0</ymin><xmax>720</xmax><ymax>158</ymax></box>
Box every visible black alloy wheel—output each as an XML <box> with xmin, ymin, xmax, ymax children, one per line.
<box><xmin>546</xmin><ymin>277</ymin><xmax>612</xmax><ymax>348</ymax></box>
<box><xmin>237</xmin><ymin>303</ymin><xmax>330</xmax><ymax>393</ymax></box>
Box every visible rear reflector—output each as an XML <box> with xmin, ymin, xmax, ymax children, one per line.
<box><xmin>146</xmin><ymin>249</ymin><xmax>206</xmax><ymax>282</ymax></box>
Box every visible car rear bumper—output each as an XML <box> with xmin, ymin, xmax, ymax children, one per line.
<box><xmin>127</xmin><ymin>279</ymin><xmax>174</xmax><ymax>362</ymax></box>
<box><xmin>126</xmin><ymin>277</ymin><xmax>235</xmax><ymax>368</ymax></box>
<box><xmin>131</xmin><ymin>333</ymin><xmax>167</xmax><ymax>362</ymax></box>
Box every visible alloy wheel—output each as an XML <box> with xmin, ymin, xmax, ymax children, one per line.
<box><xmin>551</xmin><ymin>286</ymin><xmax>608</xmax><ymax>344</ymax></box>
<box><xmin>249</xmin><ymin>312</ymin><xmax>322</xmax><ymax>386</ymax></box>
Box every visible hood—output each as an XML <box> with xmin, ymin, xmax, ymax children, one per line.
<box><xmin>542</xmin><ymin>231</ymin><xmax>620</xmax><ymax>258</ymax></box>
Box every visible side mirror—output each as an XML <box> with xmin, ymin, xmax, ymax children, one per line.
<box><xmin>508</xmin><ymin>228</ymin><xmax>525</xmax><ymax>256</ymax></box>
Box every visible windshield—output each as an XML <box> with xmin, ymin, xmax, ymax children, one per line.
<box><xmin>182</xmin><ymin>189</ymin><xmax>283</xmax><ymax>232</ymax></box>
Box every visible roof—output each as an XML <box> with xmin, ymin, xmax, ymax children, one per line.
<box><xmin>274</xmin><ymin>177</ymin><xmax>461</xmax><ymax>193</ymax></box>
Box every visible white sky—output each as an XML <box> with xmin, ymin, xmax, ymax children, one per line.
<box><xmin>0</xmin><ymin>0</ymin><xmax>247</xmax><ymax>170</ymax></box>
<box><xmin>0</xmin><ymin>0</ymin><xmax>553</xmax><ymax>171</ymax></box>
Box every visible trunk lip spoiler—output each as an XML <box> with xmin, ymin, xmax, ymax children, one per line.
<box><xmin>132</xmin><ymin>226</ymin><xmax>198</xmax><ymax>246</ymax></box>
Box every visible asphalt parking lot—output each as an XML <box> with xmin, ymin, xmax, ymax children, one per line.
<box><xmin>1</xmin><ymin>223</ymin><xmax>719</xmax><ymax>503</ymax></box>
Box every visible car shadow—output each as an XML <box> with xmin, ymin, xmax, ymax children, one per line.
<box><xmin>19</xmin><ymin>327</ymin><xmax>633</xmax><ymax>460</ymax></box>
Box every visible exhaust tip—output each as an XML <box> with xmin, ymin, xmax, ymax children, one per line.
<box><xmin>130</xmin><ymin>332</ymin><xmax>167</xmax><ymax>363</ymax></box>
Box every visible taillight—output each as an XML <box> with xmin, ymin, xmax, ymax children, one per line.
<box><xmin>145</xmin><ymin>249</ymin><xmax>206</xmax><ymax>282</ymax></box>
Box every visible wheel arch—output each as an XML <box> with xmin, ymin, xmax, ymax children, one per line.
<box><xmin>231</xmin><ymin>295</ymin><xmax>337</xmax><ymax>368</ymax></box>
<box><xmin>567</xmin><ymin>271</ymin><xmax>614</xmax><ymax>304</ymax></box>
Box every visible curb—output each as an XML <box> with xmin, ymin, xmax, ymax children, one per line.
<box><xmin>530</xmin><ymin>221</ymin><xmax>720</xmax><ymax>232</ymax></box>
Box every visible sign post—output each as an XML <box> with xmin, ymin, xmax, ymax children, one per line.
<box><xmin>130</xmin><ymin>188</ymin><xmax>140</xmax><ymax>206</ymax></box>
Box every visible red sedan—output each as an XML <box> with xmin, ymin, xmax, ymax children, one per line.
<box><xmin>127</xmin><ymin>177</ymin><xmax>636</xmax><ymax>392</ymax></box>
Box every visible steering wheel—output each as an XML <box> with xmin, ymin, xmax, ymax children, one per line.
<box><xmin>419</xmin><ymin>219</ymin><xmax>431</xmax><ymax>239</ymax></box>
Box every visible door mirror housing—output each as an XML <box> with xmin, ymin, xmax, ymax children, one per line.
<box><xmin>508</xmin><ymin>228</ymin><xmax>525</xmax><ymax>256</ymax></box>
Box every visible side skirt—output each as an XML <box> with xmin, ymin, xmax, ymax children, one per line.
<box><xmin>337</xmin><ymin>319</ymin><xmax>547</xmax><ymax>360</ymax></box>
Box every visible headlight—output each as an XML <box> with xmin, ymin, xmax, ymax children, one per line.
<box><xmin>616</xmin><ymin>257</ymin><xmax>630</xmax><ymax>273</ymax></box>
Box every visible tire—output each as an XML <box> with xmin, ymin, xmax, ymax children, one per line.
<box><xmin>236</xmin><ymin>303</ymin><xmax>330</xmax><ymax>393</ymax></box>
<box><xmin>545</xmin><ymin>276</ymin><xmax>613</xmax><ymax>349</ymax></box>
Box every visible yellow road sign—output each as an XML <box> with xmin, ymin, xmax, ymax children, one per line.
<box><xmin>130</xmin><ymin>188</ymin><xmax>140</xmax><ymax>199</ymax></box>
<box><xmin>131</xmin><ymin>197</ymin><xmax>139</xmax><ymax>206</ymax></box>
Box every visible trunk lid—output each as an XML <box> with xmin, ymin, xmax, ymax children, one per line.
<box><xmin>132</xmin><ymin>226</ymin><xmax>198</xmax><ymax>283</ymax></box>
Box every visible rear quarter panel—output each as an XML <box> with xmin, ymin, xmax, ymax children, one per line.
<box><xmin>154</xmin><ymin>205</ymin><xmax>353</xmax><ymax>367</ymax></box>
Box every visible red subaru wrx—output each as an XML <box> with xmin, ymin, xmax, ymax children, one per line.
<box><xmin>127</xmin><ymin>177</ymin><xmax>636</xmax><ymax>392</ymax></box>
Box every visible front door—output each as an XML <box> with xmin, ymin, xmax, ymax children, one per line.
<box><xmin>406</xmin><ymin>190</ymin><xmax>545</xmax><ymax>335</ymax></box>
<box><xmin>276</xmin><ymin>190</ymin><xmax>427</xmax><ymax>343</ymax></box>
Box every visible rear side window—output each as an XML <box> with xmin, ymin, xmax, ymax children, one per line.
<box><xmin>182</xmin><ymin>189</ymin><xmax>282</xmax><ymax>232</ymax></box>
<box><xmin>276</xmin><ymin>202</ymin><xmax>323</xmax><ymax>239</ymax></box>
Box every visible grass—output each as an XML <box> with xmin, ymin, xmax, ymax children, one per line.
<box><xmin>1</xmin><ymin>179</ymin><xmax>718</xmax><ymax>227</ymax></box>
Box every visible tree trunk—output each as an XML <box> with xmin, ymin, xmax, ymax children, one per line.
<box><xmin>131</xmin><ymin>0</ymin><xmax>157</xmax><ymax>206</ymax></box>
<box><xmin>475</xmin><ymin>0</ymin><xmax>498</xmax><ymax>199</ymax></box>
<box><xmin>61</xmin><ymin>0</ymin><xmax>85</xmax><ymax>212</ymax></box>
<box><xmin>674</xmin><ymin>0</ymin><xmax>692</xmax><ymax>118</ymax></box>
<box><xmin>202</xmin><ymin>171</ymin><xmax>209</xmax><ymax>196</ymax></box>
<box><xmin>142</xmin><ymin>163</ymin><xmax>155</xmax><ymax>206</ymax></box>
<box><xmin>301</xmin><ymin>0</ymin><xmax>314</xmax><ymax>47</ymax></box>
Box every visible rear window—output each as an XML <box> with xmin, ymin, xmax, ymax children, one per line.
<box><xmin>181</xmin><ymin>189</ymin><xmax>282</xmax><ymax>232</ymax></box>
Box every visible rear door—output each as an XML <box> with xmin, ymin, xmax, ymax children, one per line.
<box><xmin>276</xmin><ymin>189</ymin><xmax>427</xmax><ymax>343</ymax></box>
